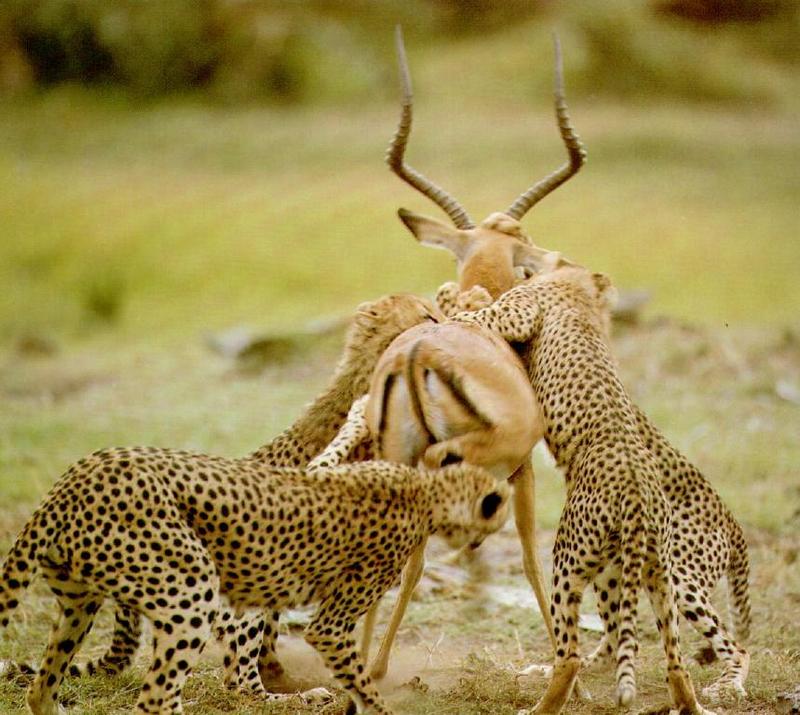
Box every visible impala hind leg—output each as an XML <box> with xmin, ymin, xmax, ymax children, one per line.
<box><xmin>369</xmin><ymin>540</ymin><xmax>426</xmax><ymax>680</ymax></box>
<box><xmin>512</xmin><ymin>462</ymin><xmax>556</xmax><ymax>650</ymax></box>
<box><xmin>513</xmin><ymin>462</ymin><xmax>591</xmax><ymax>702</ymax></box>
<box><xmin>361</xmin><ymin>603</ymin><xmax>380</xmax><ymax>662</ymax></box>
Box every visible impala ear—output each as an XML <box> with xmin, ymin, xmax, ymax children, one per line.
<box><xmin>398</xmin><ymin>208</ymin><xmax>470</xmax><ymax>260</ymax></box>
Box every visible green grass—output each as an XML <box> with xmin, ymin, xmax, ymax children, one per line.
<box><xmin>1</xmin><ymin>74</ymin><xmax>799</xmax><ymax>345</ymax></box>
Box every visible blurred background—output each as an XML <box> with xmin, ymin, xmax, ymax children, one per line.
<box><xmin>0</xmin><ymin>0</ymin><xmax>798</xmax><ymax>344</ymax></box>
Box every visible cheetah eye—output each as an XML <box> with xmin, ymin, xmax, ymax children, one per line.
<box><xmin>481</xmin><ymin>491</ymin><xmax>503</xmax><ymax>519</ymax></box>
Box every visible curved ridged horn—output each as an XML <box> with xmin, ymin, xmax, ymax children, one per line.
<box><xmin>386</xmin><ymin>25</ymin><xmax>474</xmax><ymax>230</ymax></box>
<box><xmin>506</xmin><ymin>35</ymin><xmax>587</xmax><ymax>221</ymax></box>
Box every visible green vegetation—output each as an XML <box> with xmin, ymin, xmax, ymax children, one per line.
<box><xmin>1</xmin><ymin>4</ymin><xmax>799</xmax><ymax>714</ymax></box>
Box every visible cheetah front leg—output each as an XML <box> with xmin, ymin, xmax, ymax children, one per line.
<box><xmin>308</xmin><ymin>396</ymin><xmax>370</xmax><ymax>470</ymax></box>
<box><xmin>524</xmin><ymin>548</ymin><xmax>588</xmax><ymax>714</ymax></box>
<box><xmin>435</xmin><ymin>281</ymin><xmax>494</xmax><ymax>318</ymax></box>
<box><xmin>451</xmin><ymin>288</ymin><xmax>541</xmax><ymax>343</ymax></box>
<box><xmin>219</xmin><ymin>609</ymin><xmax>270</xmax><ymax>695</ymax></box>
<box><xmin>306</xmin><ymin>587</ymin><xmax>395</xmax><ymax>714</ymax></box>
<box><xmin>514</xmin><ymin>462</ymin><xmax>590</xmax><ymax>703</ymax></box>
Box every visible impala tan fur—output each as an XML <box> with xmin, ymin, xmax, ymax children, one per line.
<box><xmin>384</xmin><ymin>27</ymin><xmax>750</xmax><ymax>710</ymax></box>
<box><xmin>328</xmin><ymin>27</ymin><xmax>588</xmax><ymax>684</ymax></box>
<box><xmin>310</xmin><ymin>309</ymin><xmax>544</xmax><ymax>679</ymax></box>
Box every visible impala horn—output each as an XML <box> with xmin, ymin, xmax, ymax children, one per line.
<box><xmin>386</xmin><ymin>26</ymin><xmax>475</xmax><ymax>230</ymax></box>
<box><xmin>505</xmin><ymin>35</ymin><xmax>587</xmax><ymax>220</ymax></box>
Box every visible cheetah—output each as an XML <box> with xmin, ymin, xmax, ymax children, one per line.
<box><xmin>0</xmin><ymin>293</ymin><xmax>444</xmax><ymax>700</ymax></box>
<box><xmin>0</xmin><ymin>450</ymin><xmax>510</xmax><ymax>715</ymax></box>
<box><xmin>452</xmin><ymin>264</ymin><xmax>716</xmax><ymax>714</ymax></box>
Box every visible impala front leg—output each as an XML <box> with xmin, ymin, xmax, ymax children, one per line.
<box><xmin>369</xmin><ymin>539</ymin><xmax>427</xmax><ymax>680</ymax></box>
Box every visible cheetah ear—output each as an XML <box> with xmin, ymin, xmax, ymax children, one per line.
<box><xmin>398</xmin><ymin>208</ymin><xmax>470</xmax><ymax>260</ymax></box>
<box><xmin>592</xmin><ymin>272</ymin><xmax>612</xmax><ymax>293</ymax></box>
<box><xmin>591</xmin><ymin>272</ymin><xmax>618</xmax><ymax>308</ymax></box>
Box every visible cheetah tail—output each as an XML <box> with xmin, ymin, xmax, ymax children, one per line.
<box><xmin>614</xmin><ymin>509</ymin><xmax>645</xmax><ymax>708</ymax></box>
<box><xmin>0</xmin><ymin>512</ymin><xmax>47</xmax><ymax>630</ymax></box>
<box><xmin>727</xmin><ymin>528</ymin><xmax>752</xmax><ymax>641</ymax></box>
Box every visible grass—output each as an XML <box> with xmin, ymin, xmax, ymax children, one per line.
<box><xmin>1</xmin><ymin>76</ymin><xmax>799</xmax><ymax>344</ymax></box>
<box><xmin>1</xmin><ymin>19</ymin><xmax>799</xmax><ymax>715</ymax></box>
<box><xmin>0</xmin><ymin>317</ymin><xmax>798</xmax><ymax>713</ymax></box>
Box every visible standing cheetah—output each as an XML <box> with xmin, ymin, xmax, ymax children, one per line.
<box><xmin>0</xmin><ymin>450</ymin><xmax>510</xmax><ymax>715</ymax></box>
<box><xmin>0</xmin><ymin>293</ymin><xmax>443</xmax><ymax>699</ymax></box>
<box><xmin>453</xmin><ymin>265</ymin><xmax>715</xmax><ymax>715</ymax></box>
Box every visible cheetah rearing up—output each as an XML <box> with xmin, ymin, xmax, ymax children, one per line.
<box><xmin>0</xmin><ymin>451</ymin><xmax>509</xmax><ymax>715</ymax></box>
<box><xmin>453</xmin><ymin>265</ymin><xmax>715</xmax><ymax>715</ymax></box>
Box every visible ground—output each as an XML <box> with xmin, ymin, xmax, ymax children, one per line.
<box><xmin>0</xmin><ymin>316</ymin><xmax>797</xmax><ymax>714</ymax></box>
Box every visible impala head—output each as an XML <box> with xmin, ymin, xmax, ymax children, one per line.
<box><xmin>388</xmin><ymin>26</ymin><xmax>585</xmax><ymax>297</ymax></box>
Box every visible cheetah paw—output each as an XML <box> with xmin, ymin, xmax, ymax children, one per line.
<box><xmin>456</xmin><ymin>285</ymin><xmax>494</xmax><ymax>312</ymax></box>
<box><xmin>518</xmin><ymin>663</ymin><xmax>552</xmax><ymax>678</ymax></box>
<box><xmin>701</xmin><ymin>678</ymin><xmax>747</xmax><ymax>703</ymax></box>
<box><xmin>298</xmin><ymin>686</ymin><xmax>335</xmax><ymax>705</ymax></box>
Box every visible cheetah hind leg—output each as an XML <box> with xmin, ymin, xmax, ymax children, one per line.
<box><xmin>672</xmin><ymin>575</ymin><xmax>749</xmax><ymax>703</ymax></box>
<box><xmin>26</xmin><ymin>580</ymin><xmax>104</xmax><ymax>715</ymax></box>
<box><xmin>644</xmin><ymin>567</ymin><xmax>717</xmax><ymax>715</ymax></box>
<box><xmin>70</xmin><ymin>603</ymin><xmax>142</xmax><ymax>678</ymax></box>
<box><xmin>1</xmin><ymin>602</ymin><xmax>142</xmax><ymax>687</ymax></box>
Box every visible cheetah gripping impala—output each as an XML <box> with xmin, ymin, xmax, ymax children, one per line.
<box><xmin>453</xmin><ymin>265</ymin><xmax>722</xmax><ymax>715</ymax></box>
<box><xmin>0</xmin><ymin>454</ymin><xmax>509</xmax><ymax>715</ymax></box>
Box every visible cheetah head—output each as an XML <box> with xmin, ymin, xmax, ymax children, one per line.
<box><xmin>432</xmin><ymin>464</ymin><xmax>511</xmax><ymax>548</ymax></box>
<box><xmin>347</xmin><ymin>293</ymin><xmax>445</xmax><ymax>358</ymax></box>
